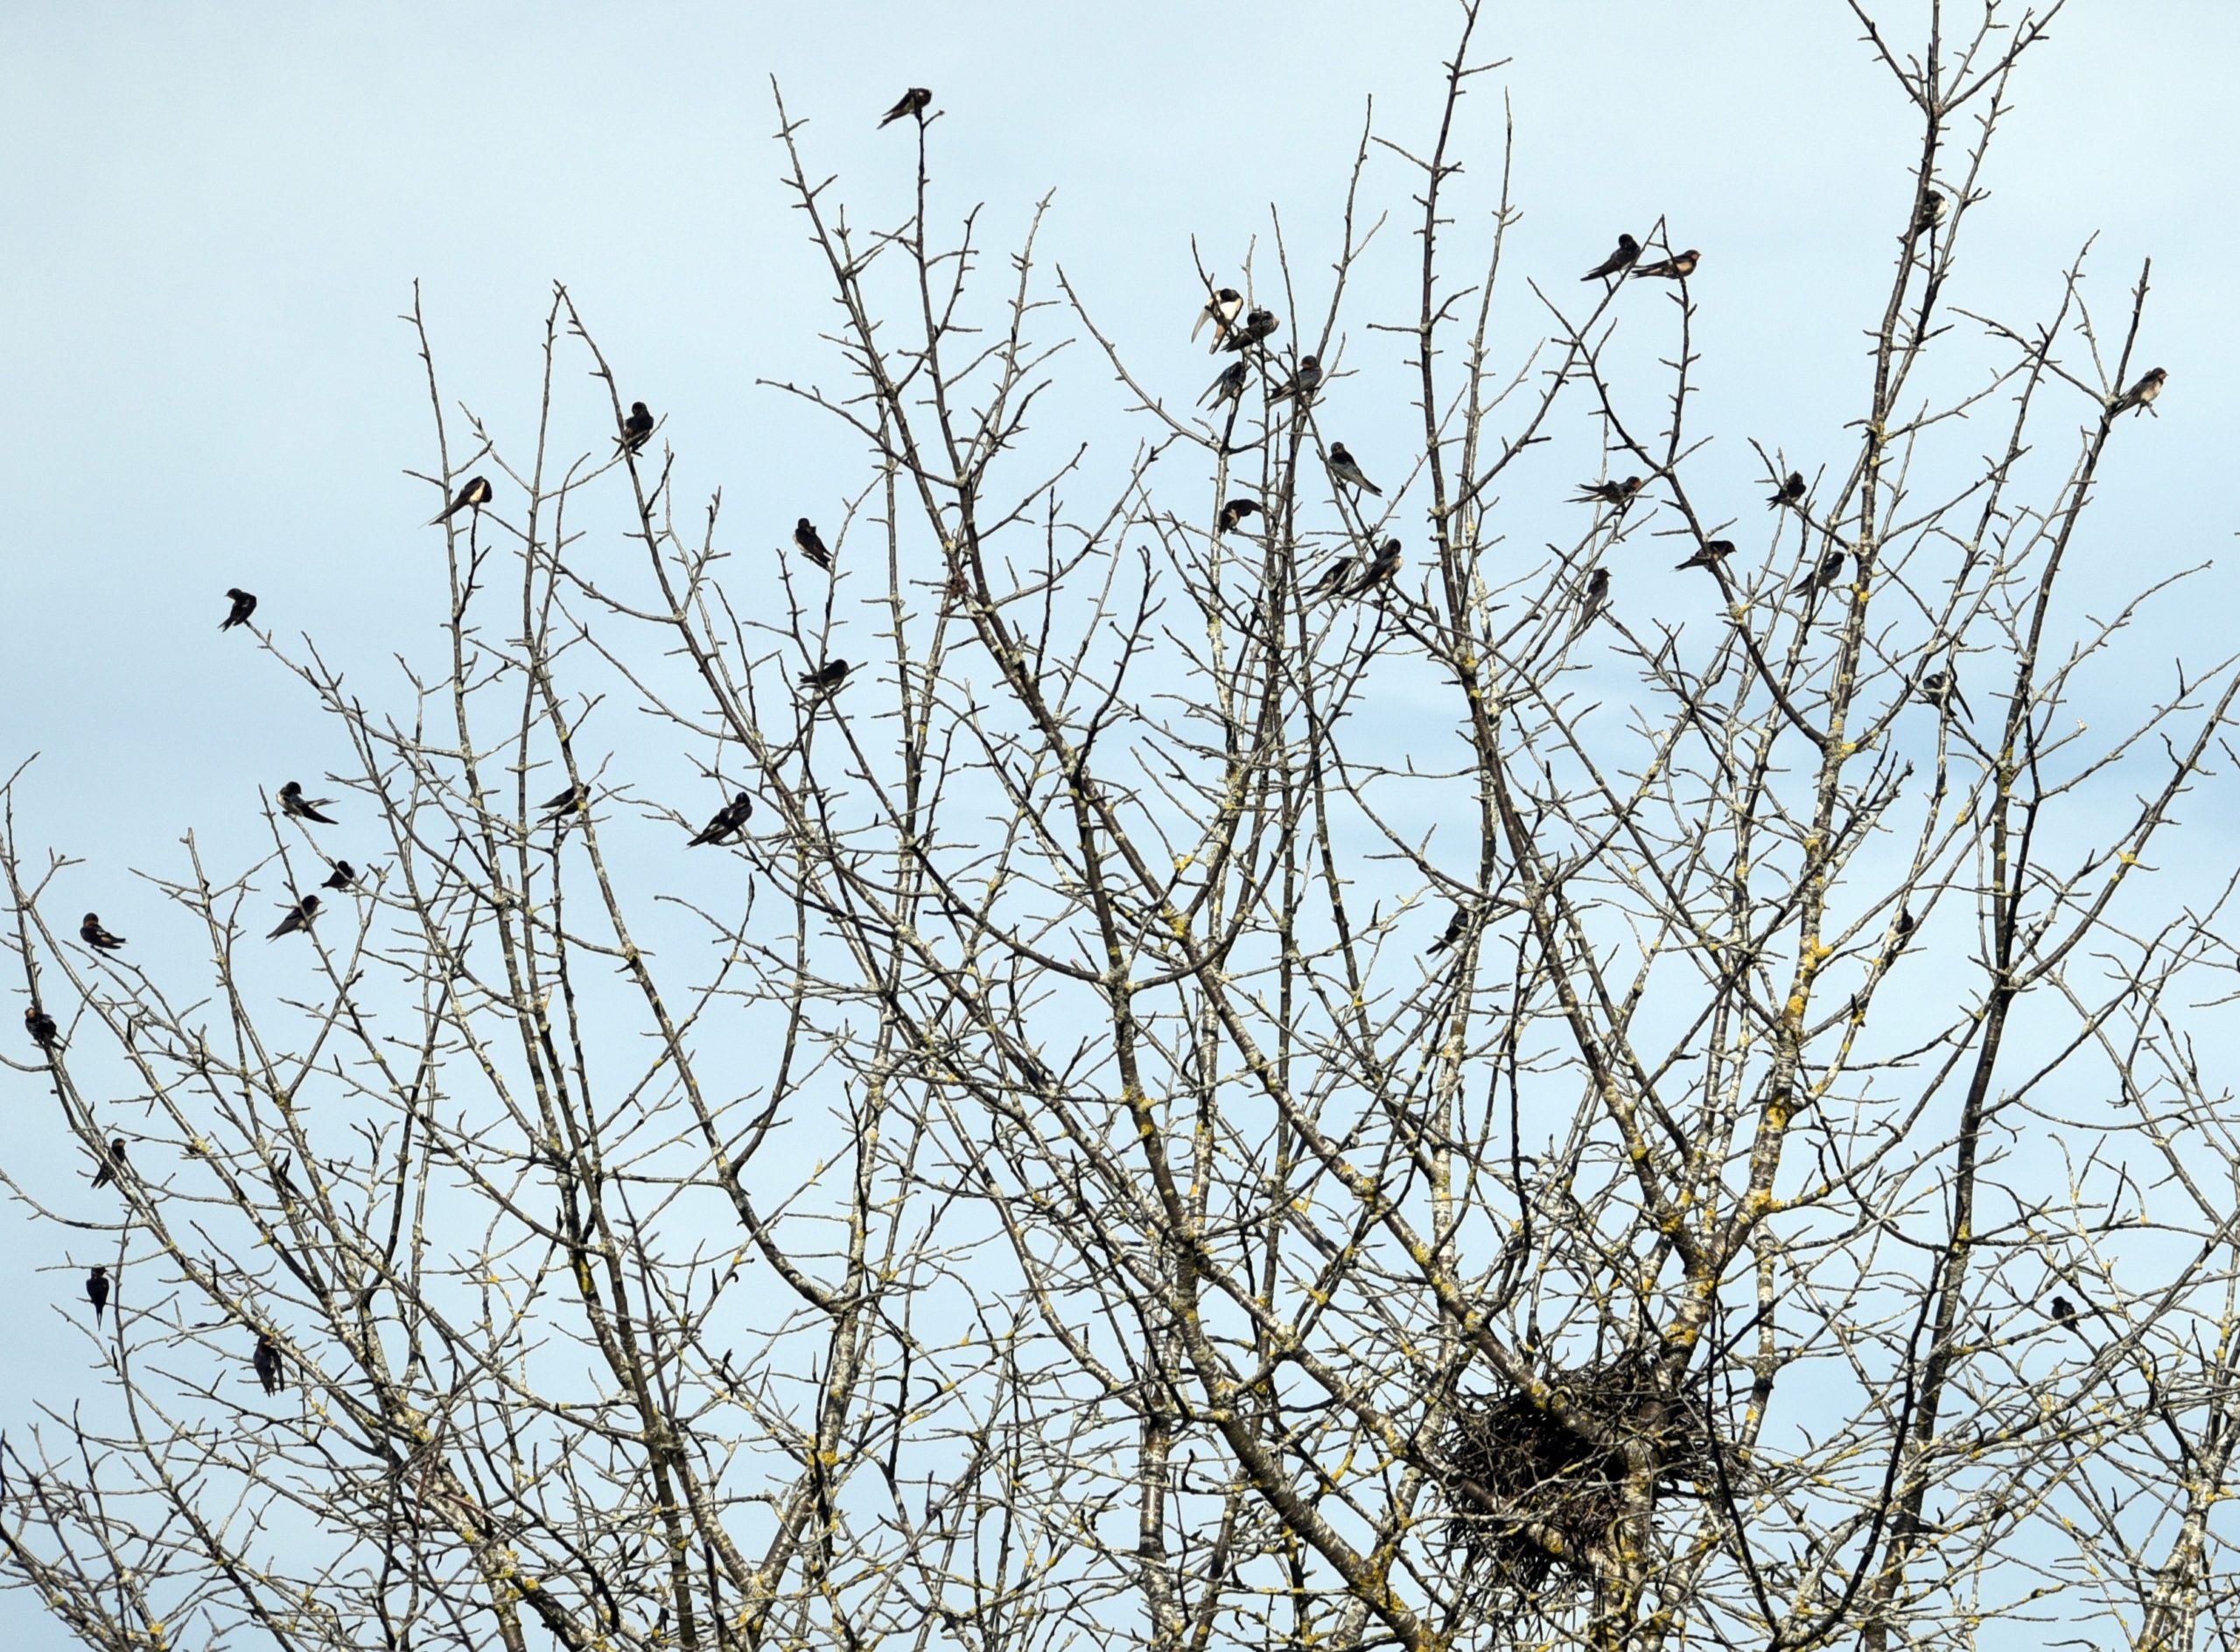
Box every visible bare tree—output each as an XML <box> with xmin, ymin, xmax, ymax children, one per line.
<box><xmin>6</xmin><ymin>6</ymin><xmax>2233</xmax><ymax>1651</ymax></box>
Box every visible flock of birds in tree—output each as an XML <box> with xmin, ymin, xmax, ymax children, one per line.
<box><xmin>27</xmin><ymin>94</ymin><xmax>2160</xmax><ymax>1392</ymax></box>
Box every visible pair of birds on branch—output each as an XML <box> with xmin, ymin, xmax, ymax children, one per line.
<box><xmin>537</xmin><ymin>781</ymin><xmax>763</xmax><ymax>847</ymax></box>
<box><xmin>1579</xmin><ymin>234</ymin><xmax>1699</xmax><ymax>284</ymax></box>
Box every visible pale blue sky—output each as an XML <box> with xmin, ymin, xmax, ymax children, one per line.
<box><xmin>2</xmin><ymin>2</ymin><xmax>2234</xmax><ymax>1640</ymax></box>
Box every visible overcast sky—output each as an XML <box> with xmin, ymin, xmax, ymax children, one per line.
<box><xmin>2</xmin><ymin>2</ymin><xmax>2233</xmax><ymax>1634</ymax></box>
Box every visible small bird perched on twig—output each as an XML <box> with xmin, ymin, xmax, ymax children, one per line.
<box><xmin>1632</xmin><ymin>248</ymin><xmax>1700</xmax><ymax>280</ymax></box>
<box><xmin>220</xmin><ymin>588</ymin><xmax>257</xmax><ymax>631</ymax></box>
<box><xmin>1792</xmin><ymin>550</ymin><xmax>1846</xmax><ymax>597</ymax></box>
<box><xmin>1218</xmin><ymin>499</ymin><xmax>1263</xmax><ymax>534</ymax></box>
<box><xmin>1908</xmin><ymin>189</ymin><xmax>1948</xmax><ymax>240</ymax></box>
<box><xmin>1581</xmin><ymin>234</ymin><xmax>1640</xmax><ymax>282</ymax></box>
<box><xmin>267</xmin><ymin>895</ymin><xmax>320</xmax><ymax>942</ymax></box>
<box><xmin>430</xmin><ymin>475</ymin><xmax>492</xmax><ymax>525</ymax></box>
<box><xmin>1425</xmin><ymin>907</ymin><xmax>1469</xmax><ymax>956</ymax></box>
<box><xmin>2049</xmin><ymin>1294</ymin><xmax>2078</xmax><ymax>1326</ymax></box>
<box><xmin>540</xmin><ymin>782</ymin><xmax>588</xmax><ymax>822</ymax></box>
<box><xmin>254</xmin><ymin>1334</ymin><xmax>286</xmax><ymax>1396</ymax></box>
<box><xmin>91</xmin><ymin>1137</ymin><xmax>128</xmax><ymax>1189</ymax></box>
<box><xmin>800</xmin><ymin>660</ymin><xmax>852</xmax><ymax>699</ymax></box>
<box><xmin>24</xmin><ymin>1007</ymin><xmax>60</xmax><ymax>1050</ymax></box>
<box><xmin>1573</xmin><ymin>477</ymin><xmax>1643</xmax><ymax>510</ymax></box>
<box><xmin>1349</xmin><ymin>539</ymin><xmax>1403</xmax><ymax>599</ymax></box>
<box><xmin>1307</xmin><ymin>556</ymin><xmax>1354</xmax><ymax>599</ymax></box>
<box><xmin>1194</xmin><ymin>288</ymin><xmax>1243</xmax><ymax>350</ymax></box>
<box><xmin>321</xmin><ymin>860</ymin><xmax>357</xmax><ymax>891</ymax></box>
<box><xmin>1768</xmin><ymin>472</ymin><xmax>1807</xmax><ymax>509</ymax></box>
<box><xmin>1572</xmin><ymin>566</ymin><xmax>1612</xmax><ymax>634</ymax></box>
<box><xmin>793</xmin><ymin>518</ymin><xmax>833</xmax><ymax>570</ymax></box>
<box><xmin>1201</xmin><ymin>360</ymin><xmax>1249</xmax><ymax>410</ymax></box>
<box><xmin>279</xmin><ymin>781</ymin><xmax>337</xmax><ymax>825</ymax></box>
<box><xmin>1221</xmin><ymin>308</ymin><xmax>1279</xmax><ymax>353</ymax></box>
<box><xmin>1916</xmin><ymin>669</ymin><xmax>1971</xmax><ymax>722</ymax></box>
<box><xmin>1675</xmin><ymin>540</ymin><xmax>1735</xmax><ymax>572</ymax></box>
<box><xmin>86</xmin><ymin>1266</ymin><xmax>109</xmax><ymax>1323</ymax></box>
<box><xmin>1268</xmin><ymin>354</ymin><xmax>1321</xmax><ymax>408</ymax></box>
<box><xmin>617</xmin><ymin>402</ymin><xmax>654</xmax><ymax>455</ymax></box>
<box><xmin>687</xmin><ymin>791</ymin><xmax>756</xmax><ymax>848</ymax></box>
<box><xmin>879</xmin><ymin>87</ymin><xmax>932</xmax><ymax>128</ymax></box>
<box><xmin>2110</xmin><ymin>368</ymin><xmax>2166</xmax><ymax>417</ymax></box>
<box><xmin>80</xmin><ymin>914</ymin><xmax>127</xmax><ymax>952</ymax></box>
<box><xmin>1326</xmin><ymin>442</ymin><xmax>1381</xmax><ymax>497</ymax></box>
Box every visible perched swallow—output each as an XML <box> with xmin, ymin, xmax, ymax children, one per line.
<box><xmin>1768</xmin><ymin>472</ymin><xmax>1807</xmax><ymax>508</ymax></box>
<box><xmin>278</xmin><ymin>781</ymin><xmax>338</xmax><ymax>825</ymax></box>
<box><xmin>618</xmin><ymin>402</ymin><xmax>654</xmax><ymax>455</ymax></box>
<box><xmin>1632</xmin><ymin>249</ymin><xmax>1700</xmax><ymax>281</ymax></box>
<box><xmin>320</xmin><ymin>860</ymin><xmax>357</xmax><ymax>891</ymax></box>
<box><xmin>1425</xmin><ymin>907</ymin><xmax>1468</xmax><ymax>956</ymax></box>
<box><xmin>79</xmin><ymin>914</ymin><xmax>126</xmax><ymax>952</ymax></box>
<box><xmin>879</xmin><ymin>87</ymin><xmax>932</xmax><ymax>127</ymax></box>
<box><xmin>1218</xmin><ymin>499</ymin><xmax>1264</xmax><ymax>534</ymax></box>
<box><xmin>267</xmin><ymin>895</ymin><xmax>320</xmax><ymax>942</ymax></box>
<box><xmin>541</xmin><ymin>782</ymin><xmax>589</xmax><ymax>820</ymax></box>
<box><xmin>800</xmin><ymin>659</ymin><xmax>852</xmax><ymax>696</ymax></box>
<box><xmin>1194</xmin><ymin>287</ymin><xmax>1244</xmax><ymax>350</ymax></box>
<box><xmin>1268</xmin><ymin>354</ymin><xmax>1322</xmax><ymax>407</ymax></box>
<box><xmin>687</xmin><ymin>790</ymin><xmax>756</xmax><ymax>847</ymax></box>
<box><xmin>1675</xmin><ymin>539</ymin><xmax>1736</xmax><ymax>572</ymax></box>
<box><xmin>430</xmin><ymin>475</ymin><xmax>493</xmax><ymax>525</ymax></box>
<box><xmin>1576</xmin><ymin>565</ymin><xmax>1612</xmax><ymax>628</ymax></box>
<box><xmin>1349</xmin><ymin>538</ymin><xmax>1403</xmax><ymax>598</ymax></box>
<box><xmin>1326</xmin><ymin>442</ymin><xmax>1382</xmax><ymax>497</ymax></box>
<box><xmin>254</xmin><ymin>1334</ymin><xmax>285</xmax><ymax>1396</ymax></box>
<box><xmin>86</xmin><ymin>1266</ymin><xmax>108</xmax><ymax>1323</ymax></box>
<box><xmin>220</xmin><ymin>588</ymin><xmax>257</xmax><ymax>631</ymax></box>
<box><xmin>1573</xmin><ymin>476</ymin><xmax>1644</xmax><ymax>508</ymax></box>
<box><xmin>1222</xmin><ymin>308</ymin><xmax>1278</xmax><ymax>353</ymax></box>
<box><xmin>91</xmin><ymin>1137</ymin><xmax>127</xmax><ymax>1190</ymax></box>
<box><xmin>1909</xmin><ymin>190</ymin><xmax>1948</xmax><ymax>239</ymax></box>
<box><xmin>1791</xmin><ymin>550</ymin><xmax>1847</xmax><ymax>597</ymax></box>
<box><xmin>2111</xmin><ymin>368</ymin><xmax>2166</xmax><ymax>416</ymax></box>
<box><xmin>794</xmin><ymin>518</ymin><xmax>834</xmax><ymax>570</ymax></box>
<box><xmin>1892</xmin><ymin>906</ymin><xmax>1916</xmax><ymax>948</ymax></box>
<box><xmin>1308</xmin><ymin>556</ymin><xmax>1355</xmax><ymax>599</ymax></box>
<box><xmin>2049</xmin><ymin>1295</ymin><xmax>2077</xmax><ymax>1326</ymax></box>
<box><xmin>1201</xmin><ymin>360</ymin><xmax>1249</xmax><ymax>410</ymax></box>
<box><xmin>1581</xmin><ymin>234</ymin><xmax>1641</xmax><ymax>282</ymax></box>
<box><xmin>1916</xmin><ymin>669</ymin><xmax>1971</xmax><ymax>722</ymax></box>
<box><xmin>24</xmin><ymin>1007</ymin><xmax>60</xmax><ymax>1050</ymax></box>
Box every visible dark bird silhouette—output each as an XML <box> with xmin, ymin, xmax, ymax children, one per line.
<box><xmin>1676</xmin><ymin>539</ymin><xmax>1736</xmax><ymax>572</ymax></box>
<box><xmin>687</xmin><ymin>791</ymin><xmax>756</xmax><ymax>848</ymax></box>
<box><xmin>1893</xmin><ymin>906</ymin><xmax>1917</xmax><ymax>949</ymax></box>
<box><xmin>800</xmin><ymin>659</ymin><xmax>852</xmax><ymax>696</ymax></box>
<box><xmin>91</xmin><ymin>1137</ymin><xmax>127</xmax><ymax>1190</ymax></box>
<box><xmin>86</xmin><ymin>1266</ymin><xmax>108</xmax><ymax>1323</ymax></box>
<box><xmin>321</xmin><ymin>860</ymin><xmax>357</xmax><ymax>891</ymax></box>
<box><xmin>1632</xmin><ymin>249</ymin><xmax>1700</xmax><ymax>280</ymax></box>
<box><xmin>24</xmin><ymin>1007</ymin><xmax>59</xmax><ymax>1051</ymax></box>
<box><xmin>1222</xmin><ymin>308</ymin><xmax>1278</xmax><ymax>353</ymax></box>
<box><xmin>1768</xmin><ymin>472</ymin><xmax>1807</xmax><ymax>508</ymax></box>
<box><xmin>430</xmin><ymin>475</ymin><xmax>493</xmax><ymax>525</ymax></box>
<box><xmin>1575</xmin><ymin>566</ymin><xmax>1612</xmax><ymax>631</ymax></box>
<box><xmin>254</xmin><ymin>1334</ymin><xmax>284</xmax><ymax>1396</ymax></box>
<box><xmin>879</xmin><ymin>88</ymin><xmax>932</xmax><ymax>127</ymax></box>
<box><xmin>794</xmin><ymin>518</ymin><xmax>833</xmax><ymax>570</ymax></box>
<box><xmin>2111</xmin><ymin>368</ymin><xmax>2166</xmax><ymax>416</ymax></box>
<box><xmin>220</xmin><ymin>588</ymin><xmax>257</xmax><ymax>631</ymax></box>
<box><xmin>1201</xmin><ymin>359</ymin><xmax>1249</xmax><ymax>410</ymax></box>
<box><xmin>541</xmin><ymin>782</ymin><xmax>588</xmax><ymax>821</ymax></box>
<box><xmin>1268</xmin><ymin>354</ymin><xmax>1321</xmax><ymax>407</ymax></box>
<box><xmin>1307</xmin><ymin>556</ymin><xmax>1355</xmax><ymax>599</ymax></box>
<box><xmin>267</xmin><ymin>895</ymin><xmax>320</xmax><ymax>942</ymax></box>
<box><xmin>278</xmin><ymin>781</ymin><xmax>337</xmax><ymax>825</ymax></box>
<box><xmin>1909</xmin><ymin>190</ymin><xmax>1948</xmax><ymax>239</ymax></box>
<box><xmin>1581</xmin><ymin>234</ymin><xmax>1641</xmax><ymax>281</ymax></box>
<box><xmin>618</xmin><ymin>402</ymin><xmax>654</xmax><ymax>455</ymax></box>
<box><xmin>80</xmin><ymin>914</ymin><xmax>126</xmax><ymax>952</ymax></box>
<box><xmin>2049</xmin><ymin>1295</ymin><xmax>2077</xmax><ymax>1326</ymax></box>
<box><xmin>1916</xmin><ymin>669</ymin><xmax>1972</xmax><ymax>722</ymax></box>
<box><xmin>1349</xmin><ymin>539</ymin><xmax>1403</xmax><ymax>598</ymax></box>
<box><xmin>1573</xmin><ymin>477</ymin><xmax>1644</xmax><ymax>508</ymax></box>
<box><xmin>1425</xmin><ymin>907</ymin><xmax>1468</xmax><ymax>956</ymax></box>
<box><xmin>1791</xmin><ymin>550</ymin><xmax>1846</xmax><ymax>597</ymax></box>
<box><xmin>1218</xmin><ymin>499</ymin><xmax>1263</xmax><ymax>534</ymax></box>
<box><xmin>1194</xmin><ymin>287</ymin><xmax>1243</xmax><ymax>350</ymax></box>
<box><xmin>1326</xmin><ymin>442</ymin><xmax>1382</xmax><ymax>497</ymax></box>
